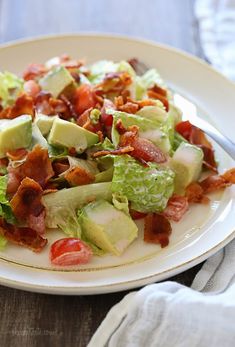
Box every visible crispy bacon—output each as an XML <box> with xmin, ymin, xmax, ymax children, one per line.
<box><xmin>7</xmin><ymin>145</ymin><xmax>54</xmax><ymax>195</ymax></box>
<box><xmin>200</xmin><ymin>175</ymin><xmax>228</xmax><ymax>194</ymax></box>
<box><xmin>144</xmin><ymin>213</ymin><xmax>172</xmax><ymax>248</ymax></box>
<box><xmin>64</xmin><ymin>167</ymin><xmax>95</xmax><ymax>186</ymax></box>
<box><xmin>0</xmin><ymin>218</ymin><xmax>47</xmax><ymax>252</ymax></box>
<box><xmin>185</xmin><ymin>182</ymin><xmax>210</xmax><ymax>204</ymax></box>
<box><xmin>60</xmin><ymin>94</ymin><xmax>77</xmax><ymax>119</ymax></box>
<box><xmin>118</xmin><ymin>101</ymin><xmax>139</xmax><ymax>114</ymax></box>
<box><xmin>53</xmin><ymin>160</ymin><xmax>70</xmax><ymax>175</ymax></box>
<box><xmin>149</xmin><ymin>84</ymin><xmax>168</xmax><ymax>97</ymax></box>
<box><xmin>23</xmin><ymin>63</ymin><xmax>47</xmax><ymax>81</ymax></box>
<box><xmin>35</xmin><ymin>92</ymin><xmax>71</xmax><ymax>119</ymax></box>
<box><xmin>163</xmin><ymin>195</ymin><xmax>189</xmax><ymax>222</ymax></box>
<box><xmin>120</xmin><ymin>127</ymin><xmax>167</xmax><ymax>164</ymax></box>
<box><xmin>92</xmin><ymin>146</ymin><xmax>134</xmax><ymax>158</ymax></box>
<box><xmin>0</xmin><ymin>94</ymin><xmax>35</xmax><ymax>119</ymax></box>
<box><xmin>221</xmin><ymin>168</ymin><xmax>235</xmax><ymax>184</ymax></box>
<box><xmin>10</xmin><ymin>177</ymin><xmax>44</xmax><ymax>220</ymax></box>
<box><xmin>147</xmin><ymin>90</ymin><xmax>169</xmax><ymax>111</ymax></box>
<box><xmin>10</xmin><ymin>177</ymin><xmax>46</xmax><ymax>236</ymax></box>
<box><xmin>6</xmin><ymin>148</ymin><xmax>28</xmax><ymax>161</ymax></box>
<box><xmin>176</xmin><ymin>121</ymin><xmax>217</xmax><ymax>172</ymax></box>
<box><xmin>95</xmin><ymin>72</ymin><xmax>132</xmax><ymax>96</ymax></box>
<box><xmin>27</xmin><ymin>210</ymin><xmax>46</xmax><ymax>236</ymax></box>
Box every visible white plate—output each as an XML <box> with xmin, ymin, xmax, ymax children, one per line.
<box><xmin>0</xmin><ymin>34</ymin><xmax>235</xmax><ymax>295</ymax></box>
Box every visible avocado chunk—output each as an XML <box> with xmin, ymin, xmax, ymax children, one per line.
<box><xmin>39</xmin><ymin>66</ymin><xmax>74</xmax><ymax>98</ymax></box>
<box><xmin>35</xmin><ymin>113</ymin><xmax>58</xmax><ymax>136</ymax></box>
<box><xmin>171</xmin><ymin>142</ymin><xmax>203</xmax><ymax>194</ymax></box>
<box><xmin>0</xmin><ymin>115</ymin><xmax>32</xmax><ymax>158</ymax></box>
<box><xmin>48</xmin><ymin>118</ymin><xmax>99</xmax><ymax>153</ymax></box>
<box><xmin>79</xmin><ymin>200</ymin><xmax>138</xmax><ymax>256</ymax></box>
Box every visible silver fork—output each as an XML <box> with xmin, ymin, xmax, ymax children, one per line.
<box><xmin>132</xmin><ymin>60</ymin><xmax>235</xmax><ymax>161</ymax></box>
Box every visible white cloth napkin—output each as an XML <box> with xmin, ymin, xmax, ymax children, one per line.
<box><xmin>88</xmin><ymin>1</ymin><xmax>235</xmax><ymax>346</ymax></box>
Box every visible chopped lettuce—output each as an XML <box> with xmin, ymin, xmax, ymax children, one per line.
<box><xmin>112</xmin><ymin>192</ymin><xmax>129</xmax><ymax>215</ymax></box>
<box><xmin>111</xmin><ymin>110</ymin><xmax>172</xmax><ymax>153</ymax></box>
<box><xmin>0</xmin><ymin>235</ymin><xmax>7</xmax><ymax>250</ymax></box>
<box><xmin>88</xmin><ymin>60</ymin><xmax>136</xmax><ymax>85</ymax></box>
<box><xmin>0</xmin><ymin>175</ymin><xmax>16</xmax><ymax>225</ymax></box>
<box><xmin>95</xmin><ymin>167</ymin><xmax>113</xmax><ymax>183</ymax></box>
<box><xmin>60</xmin><ymin>156</ymin><xmax>99</xmax><ymax>178</ymax></box>
<box><xmin>88</xmin><ymin>60</ymin><xmax>117</xmax><ymax>84</ymax></box>
<box><xmin>140</xmin><ymin>68</ymin><xmax>166</xmax><ymax>89</ymax></box>
<box><xmin>111</xmin><ymin>155</ymin><xmax>175</xmax><ymax>212</ymax></box>
<box><xmin>42</xmin><ymin>182</ymin><xmax>112</xmax><ymax>229</ymax></box>
<box><xmin>0</xmin><ymin>71</ymin><xmax>23</xmax><ymax>108</ymax></box>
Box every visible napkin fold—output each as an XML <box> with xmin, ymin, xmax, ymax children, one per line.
<box><xmin>88</xmin><ymin>1</ymin><xmax>235</xmax><ymax>345</ymax></box>
<box><xmin>88</xmin><ymin>241</ymin><xmax>235</xmax><ymax>347</ymax></box>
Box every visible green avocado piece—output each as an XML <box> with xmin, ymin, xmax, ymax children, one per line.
<box><xmin>39</xmin><ymin>66</ymin><xmax>74</xmax><ymax>98</ymax></box>
<box><xmin>35</xmin><ymin>113</ymin><xmax>58</xmax><ymax>136</ymax></box>
<box><xmin>0</xmin><ymin>115</ymin><xmax>32</xmax><ymax>158</ymax></box>
<box><xmin>48</xmin><ymin>117</ymin><xmax>99</xmax><ymax>153</ymax></box>
<box><xmin>79</xmin><ymin>200</ymin><xmax>138</xmax><ymax>256</ymax></box>
<box><xmin>171</xmin><ymin>142</ymin><xmax>203</xmax><ymax>194</ymax></box>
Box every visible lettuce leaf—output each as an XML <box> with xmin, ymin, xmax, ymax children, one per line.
<box><xmin>111</xmin><ymin>155</ymin><xmax>175</xmax><ymax>213</ymax></box>
<box><xmin>0</xmin><ymin>175</ymin><xmax>16</xmax><ymax>226</ymax></box>
<box><xmin>111</xmin><ymin>110</ymin><xmax>172</xmax><ymax>153</ymax></box>
<box><xmin>0</xmin><ymin>71</ymin><xmax>23</xmax><ymax>108</ymax></box>
<box><xmin>42</xmin><ymin>182</ymin><xmax>112</xmax><ymax>229</ymax></box>
<box><xmin>112</xmin><ymin>192</ymin><xmax>129</xmax><ymax>215</ymax></box>
<box><xmin>0</xmin><ymin>235</ymin><xmax>7</xmax><ymax>250</ymax></box>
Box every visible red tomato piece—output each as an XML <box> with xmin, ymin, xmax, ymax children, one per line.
<box><xmin>162</xmin><ymin>195</ymin><xmax>189</xmax><ymax>222</ymax></box>
<box><xmin>175</xmin><ymin>121</ymin><xmax>192</xmax><ymax>141</ymax></box>
<box><xmin>74</xmin><ymin>84</ymin><xmax>96</xmax><ymax>115</ymax></box>
<box><xmin>50</xmin><ymin>237</ymin><xmax>92</xmax><ymax>266</ymax></box>
<box><xmin>101</xmin><ymin>99</ymin><xmax>115</xmax><ymax>127</ymax></box>
<box><xmin>50</xmin><ymin>238</ymin><xmax>93</xmax><ymax>266</ymax></box>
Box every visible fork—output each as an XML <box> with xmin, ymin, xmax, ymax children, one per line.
<box><xmin>132</xmin><ymin>60</ymin><xmax>235</xmax><ymax>161</ymax></box>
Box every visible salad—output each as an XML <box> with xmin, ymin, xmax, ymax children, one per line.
<box><xmin>0</xmin><ymin>55</ymin><xmax>234</xmax><ymax>266</ymax></box>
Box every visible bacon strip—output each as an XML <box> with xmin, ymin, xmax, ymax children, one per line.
<box><xmin>0</xmin><ymin>218</ymin><xmax>47</xmax><ymax>253</ymax></box>
<box><xmin>10</xmin><ymin>177</ymin><xmax>46</xmax><ymax>236</ymax></box>
<box><xmin>119</xmin><ymin>127</ymin><xmax>167</xmax><ymax>164</ymax></box>
<box><xmin>162</xmin><ymin>195</ymin><xmax>189</xmax><ymax>222</ymax></box>
<box><xmin>186</xmin><ymin>168</ymin><xmax>235</xmax><ymax>204</ymax></box>
<box><xmin>92</xmin><ymin>146</ymin><xmax>134</xmax><ymax>158</ymax></box>
<box><xmin>7</xmin><ymin>145</ymin><xmax>54</xmax><ymax>195</ymax></box>
<box><xmin>65</xmin><ymin>167</ymin><xmax>95</xmax><ymax>186</ymax></box>
<box><xmin>6</xmin><ymin>148</ymin><xmax>28</xmax><ymax>161</ymax></box>
<box><xmin>0</xmin><ymin>94</ymin><xmax>35</xmax><ymax>120</ymax></box>
<box><xmin>200</xmin><ymin>175</ymin><xmax>228</xmax><ymax>194</ymax></box>
<box><xmin>185</xmin><ymin>182</ymin><xmax>210</xmax><ymax>204</ymax></box>
<box><xmin>144</xmin><ymin>213</ymin><xmax>172</xmax><ymax>248</ymax></box>
<box><xmin>221</xmin><ymin>168</ymin><xmax>235</xmax><ymax>184</ymax></box>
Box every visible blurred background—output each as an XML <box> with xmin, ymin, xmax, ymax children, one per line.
<box><xmin>0</xmin><ymin>0</ymin><xmax>202</xmax><ymax>57</ymax></box>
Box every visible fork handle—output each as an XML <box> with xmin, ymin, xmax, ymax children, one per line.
<box><xmin>200</xmin><ymin>121</ymin><xmax>235</xmax><ymax>161</ymax></box>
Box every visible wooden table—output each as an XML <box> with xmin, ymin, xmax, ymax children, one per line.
<box><xmin>0</xmin><ymin>1</ymin><xmax>204</xmax><ymax>346</ymax></box>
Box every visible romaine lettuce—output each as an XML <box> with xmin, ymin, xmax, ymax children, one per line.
<box><xmin>42</xmin><ymin>182</ymin><xmax>112</xmax><ymax>229</ymax></box>
<box><xmin>111</xmin><ymin>155</ymin><xmax>175</xmax><ymax>212</ymax></box>
<box><xmin>0</xmin><ymin>175</ymin><xmax>16</xmax><ymax>248</ymax></box>
<box><xmin>0</xmin><ymin>71</ymin><xmax>23</xmax><ymax>108</ymax></box>
<box><xmin>111</xmin><ymin>110</ymin><xmax>172</xmax><ymax>153</ymax></box>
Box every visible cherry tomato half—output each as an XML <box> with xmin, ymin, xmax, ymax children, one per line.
<box><xmin>50</xmin><ymin>238</ymin><xmax>93</xmax><ymax>266</ymax></box>
<box><xmin>74</xmin><ymin>84</ymin><xmax>96</xmax><ymax>115</ymax></box>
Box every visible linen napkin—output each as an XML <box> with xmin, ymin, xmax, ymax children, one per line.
<box><xmin>88</xmin><ymin>1</ymin><xmax>235</xmax><ymax>346</ymax></box>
